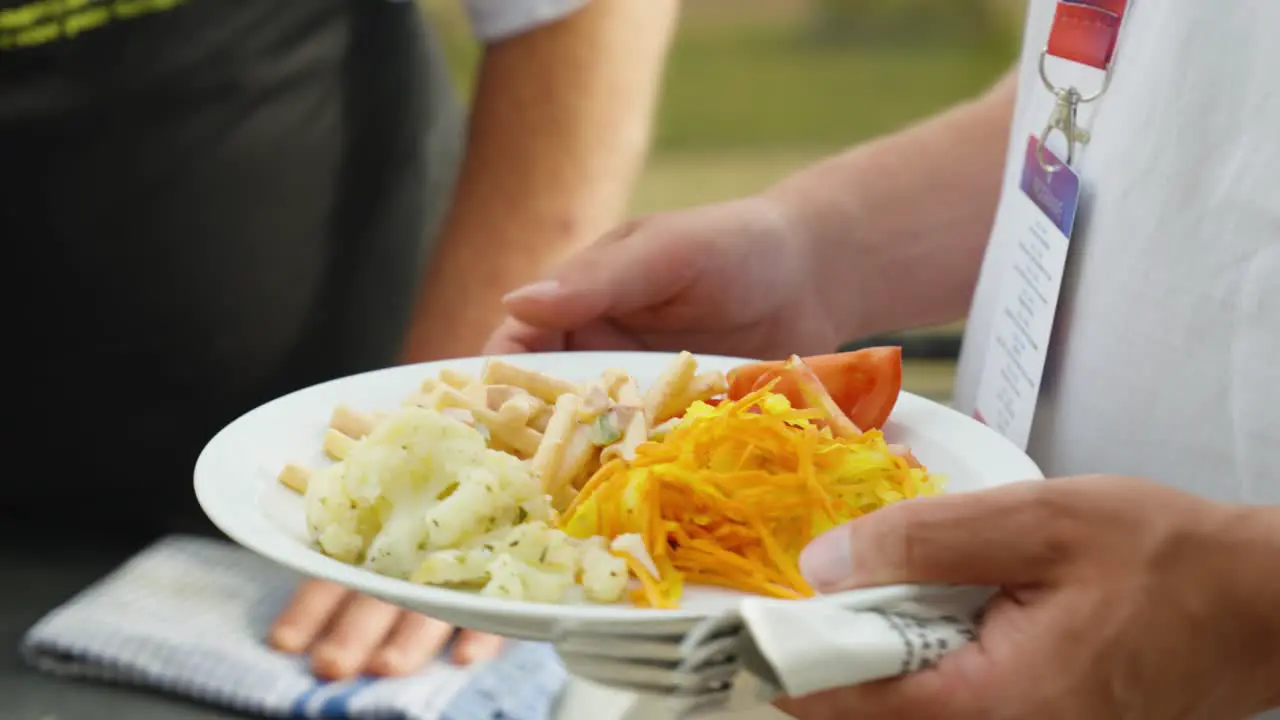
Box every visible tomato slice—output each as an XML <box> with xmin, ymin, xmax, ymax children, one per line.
<box><xmin>780</xmin><ymin>355</ymin><xmax>861</xmax><ymax>438</ymax></box>
<box><xmin>726</xmin><ymin>347</ymin><xmax>903</xmax><ymax>430</ymax></box>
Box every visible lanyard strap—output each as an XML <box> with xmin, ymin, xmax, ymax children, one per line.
<box><xmin>1036</xmin><ymin>0</ymin><xmax>1130</xmax><ymax>171</ymax></box>
<box><xmin>1046</xmin><ymin>0</ymin><xmax>1128</xmax><ymax>74</ymax></box>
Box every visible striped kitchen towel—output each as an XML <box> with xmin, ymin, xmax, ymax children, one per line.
<box><xmin>21</xmin><ymin>535</ymin><xmax>566</xmax><ymax>720</ymax></box>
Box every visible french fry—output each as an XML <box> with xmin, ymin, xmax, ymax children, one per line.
<box><xmin>432</xmin><ymin>385</ymin><xmax>543</xmax><ymax>456</ymax></box>
<box><xmin>322</xmin><ymin>429</ymin><xmax>358</xmax><ymax>461</ymax></box>
<box><xmin>439</xmin><ymin>368</ymin><xmax>478</xmax><ymax>390</ymax></box>
<box><xmin>484</xmin><ymin>385</ymin><xmax>529</xmax><ymax>410</ymax></box>
<box><xmin>482</xmin><ymin>359</ymin><xmax>578</xmax><ymax>403</ymax></box>
<box><xmin>643</xmin><ymin>351</ymin><xmax>698</xmax><ymax>422</ymax></box>
<box><xmin>497</xmin><ymin>396</ymin><xmax>538</xmax><ymax>426</ymax></box>
<box><xmin>486</xmin><ymin>386</ymin><xmax>544</xmax><ymax>426</ymax></box>
<box><xmin>405</xmin><ymin>385</ymin><xmax>451</xmax><ymax>412</ymax></box>
<box><xmin>550</xmin><ymin>424</ymin><xmax>596</xmax><ymax>504</ymax></box>
<box><xmin>531</xmin><ymin>394</ymin><xmax>580</xmax><ymax>489</ymax></box>
<box><xmin>278</xmin><ymin>463</ymin><xmax>311</xmax><ymax>493</ymax></box>
<box><xmin>330</xmin><ymin>404</ymin><xmax>376</xmax><ymax>439</ymax></box>
<box><xmin>529</xmin><ymin>404</ymin><xmax>554</xmax><ymax>433</ymax></box>
<box><xmin>671</xmin><ymin>371</ymin><xmax>728</xmax><ymax>409</ymax></box>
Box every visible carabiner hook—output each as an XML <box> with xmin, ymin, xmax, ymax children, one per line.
<box><xmin>1036</xmin><ymin>87</ymin><xmax>1090</xmax><ymax>173</ymax></box>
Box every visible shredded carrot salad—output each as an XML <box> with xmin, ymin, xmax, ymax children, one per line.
<box><xmin>557</xmin><ymin>383</ymin><xmax>946</xmax><ymax>609</ymax></box>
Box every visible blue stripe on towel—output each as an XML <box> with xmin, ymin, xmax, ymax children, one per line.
<box><xmin>319</xmin><ymin>677</ymin><xmax>376</xmax><ymax>718</ymax></box>
<box><xmin>290</xmin><ymin>683</ymin><xmax>323</xmax><ymax>718</ymax></box>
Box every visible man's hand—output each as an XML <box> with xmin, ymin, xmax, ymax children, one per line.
<box><xmin>778</xmin><ymin>476</ymin><xmax>1280</xmax><ymax>720</ymax></box>
<box><xmin>268</xmin><ymin>580</ymin><xmax>502</xmax><ymax>680</ymax></box>
<box><xmin>484</xmin><ymin>197</ymin><xmax>844</xmax><ymax>360</ymax></box>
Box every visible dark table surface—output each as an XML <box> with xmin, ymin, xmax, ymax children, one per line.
<box><xmin>1</xmin><ymin>538</ymin><xmax>245</xmax><ymax>720</ymax></box>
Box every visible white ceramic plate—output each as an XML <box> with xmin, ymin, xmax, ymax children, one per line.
<box><xmin>195</xmin><ymin>351</ymin><xmax>1043</xmax><ymax>641</ymax></box>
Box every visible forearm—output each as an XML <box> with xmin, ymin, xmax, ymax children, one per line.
<box><xmin>766</xmin><ymin>71</ymin><xmax>1018</xmax><ymax>341</ymax></box>
<box><xmin>403</xmin><ymin>0</ymin><xmax>678</xmax><ymax>361</ymax></box>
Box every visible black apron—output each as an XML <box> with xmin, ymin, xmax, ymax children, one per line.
<box><xmin>0</xmin><ymin>0</ymin><xmax>464</xmax><ymax>542</ymax></box>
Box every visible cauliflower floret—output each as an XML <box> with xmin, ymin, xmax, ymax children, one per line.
<box><xmin>305</xmin><ymin>404</ymin><xmax>638</xmax><ymax>604</ymax></box>
<box><xmin>410</xmin><ymin>548</ymin><xmax>495</xmax><ymax>587</ymax></box>
<box><xmin>480</xmin><ymin>554</ymin><xmax>575</xmax><ymax>602</ymax></box>
<box><xmin>412</xmin><ymin>447</ymin><xmax>552</xmax><ymax>550</ymax></box>
<box><xmin>581</xmin><ymin>543</ymin><xmax>629</xmax><ymax>603</ymax></box>
<box><xmin>610</xmin><ymin>533</ymin><xmax>658</xmax><ymax>578</ymax></box>
<box><xmin>304</xmin><ymin>461</ymin><xmax>381</xmax><ymax>564</ymax></box>
<box><xmin>349</xmin><ymin>406</ymin><xmax>491</xmax><ymax>505</ymax></box>
<box><xmin>407</xmin><ymin>522</ymin><xmax>631</xmax><ymax>604</ymax></box>
<box><xmin>305</xmin><ymin>407</ymin><xmax>545</xmax><ymax>572</ymax></box>
<box><xmin>490</xmin><ymin>521</ymin><xmax>580</xmax><ymax>573</ymax></box>
<box><xmin>417</xmin><ymin>465</ymin><xmax>506</xmax><ymax>550</ymax></box>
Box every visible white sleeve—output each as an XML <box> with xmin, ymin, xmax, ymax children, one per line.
<box><xmin>460</xmin><ymin>0</ymin><xmax>591</xmax><ymax>42</ymax></box>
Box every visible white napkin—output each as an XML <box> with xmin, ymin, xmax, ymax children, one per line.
<box><xmin>549</xmin><ymin>586</ymin><xmax>992</xmax><ymax>719</ymax></box>
<box><xmin>20</xmin><ymin>535</ymin><xmax>567</xmax><ymax>720</ymax></box>
<box><xmin>734</xmin><ymin>585</ymin><xmax>992</xmax><ymax>699</ymax></box>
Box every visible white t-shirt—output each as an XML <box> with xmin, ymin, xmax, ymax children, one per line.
<box><xmin>422</xmin><ymin>0</ymin><xmax>590</xmax><ymax>42</ymax></box>
<box><xmin>464</xmin><ymin>0</ymin><xmax>589</xmax><ymax>41</ymax></box>
<box><xmin>954</xmin><ymin>0</ymin><xmax>1280</xmax><ymax>510</ymax></box>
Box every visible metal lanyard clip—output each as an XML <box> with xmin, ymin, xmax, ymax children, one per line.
<box><xmin>1036</xmin><ymin>86</ymin><xmax>1090</xmax><ymax>173</ymax></box>
<box><xmin>1035</xmin><ymin>48</ymin><xmax>1113</xmax><ymax>174</ymax></box>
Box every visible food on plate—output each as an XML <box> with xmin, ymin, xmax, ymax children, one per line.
<box><xmin>560</xmin><ymin>381</ymin><xmax>943</xmax><ymax>608</ymax></box>
<box><xmin>301</xmin><ymin>407</ymin><xmax>630</xmax><ymax>602</ymax></box>
<box><xmin>277</xmin><ymin>349</ymin><xmax>944</xmax><ymax>608</ymax></box>
<box><xmin>727</xmin><ymin>346</ymin><xmax>903</xmax><ymax>431</ymax></box>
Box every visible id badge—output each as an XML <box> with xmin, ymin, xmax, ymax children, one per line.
<box><xmin>972</xmin><ymin>137</ymin><xmax>1081</xmax><ymax>449</ymax></box>
<box><xmin>968</xmin><ymin>0</ymin><xmax>1129</xmax><ymax>448</ymax></box>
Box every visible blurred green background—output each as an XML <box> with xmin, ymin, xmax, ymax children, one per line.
<box><xmin>423</xmin><ymin>0</ymin><xmax>1026</xmax><ymax>399</ymax></box>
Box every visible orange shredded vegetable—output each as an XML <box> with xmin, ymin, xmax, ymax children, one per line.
<box><xmin>559</xmin><ymin>383</ymin><xmax>946</xmax><ymax>608</ymax></box>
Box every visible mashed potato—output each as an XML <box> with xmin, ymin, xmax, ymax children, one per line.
<box><xmin>304</xmin><ymin>406</ymin><xmax>628</xmax><ymax>603</ymax></box>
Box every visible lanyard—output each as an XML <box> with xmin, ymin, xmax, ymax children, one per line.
<box><xmin>1036</xmin><ymin>0</ymin><xmax>1130</xmax><ymax>172</ymax></box>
